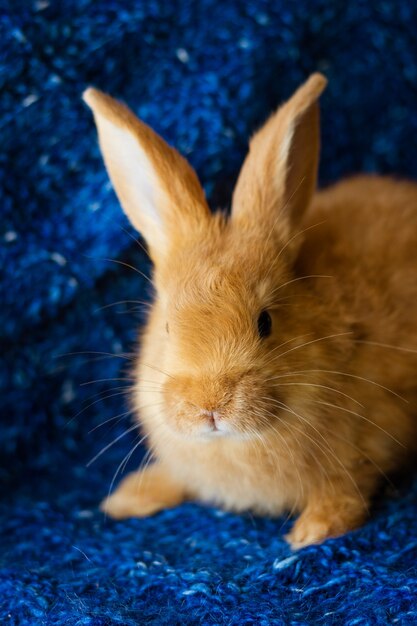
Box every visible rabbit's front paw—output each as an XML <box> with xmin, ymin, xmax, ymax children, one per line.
<box><xmin>286</xmin><ymin>495</ymin><xmax>367</xmax><ymax>549</ymax></box>
<box><xmin>100</xmin><ymin>464</ymin><xmax>186</xmax><ymax>519</ymax></box>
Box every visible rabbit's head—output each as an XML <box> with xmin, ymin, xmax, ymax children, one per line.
<box><xmin>84</xmin><ymin>74</ymin><xmax>331</xmax><ymax>440</ymax></box>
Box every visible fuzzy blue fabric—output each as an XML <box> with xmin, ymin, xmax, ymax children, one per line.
<box><xmin>2</xmin><ymin>1</ymin><xmax>417</xmax><ymax>624</ymax></box>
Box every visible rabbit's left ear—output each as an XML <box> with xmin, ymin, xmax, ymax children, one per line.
<box><xmin>83</xmin><ymin>88</ymin><xmax>210</xmax><ymax>264</ymax></box>
<box><xmin>231</xmin><ymin>73</ymin><xmax>327</xmax><ymax>245</ymax></box>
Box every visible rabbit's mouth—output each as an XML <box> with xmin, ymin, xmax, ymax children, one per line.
<box><xmin>159</xmin><ymin>371</ymin><xmax>282</xmax><ymax>440</ymax></box>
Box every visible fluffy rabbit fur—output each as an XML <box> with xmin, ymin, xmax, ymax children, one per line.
<box><xmin>84</xmin><ymin>74</ymin><xmax>417</xmax><ymax>548</ymax></box>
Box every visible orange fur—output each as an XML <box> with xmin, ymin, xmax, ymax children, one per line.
<box><xmin>84</xmin><ymin>74</ymin><xmax>417</xmax><ymax>548</ymax></box>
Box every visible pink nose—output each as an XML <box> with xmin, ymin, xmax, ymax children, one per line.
<box><xmin>200</xmin><ymin>409</ymin><xmax>221</xmax><ymax>427</ymax></box>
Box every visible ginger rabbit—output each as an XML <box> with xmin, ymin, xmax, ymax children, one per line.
<box><xmin>84</xmin><ymin>74</ymin><xmax>417</xmax><ymax>548</ymax></box>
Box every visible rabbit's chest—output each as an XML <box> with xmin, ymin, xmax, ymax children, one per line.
<box><xmin>165</xmin><ymin>438</ymin><xmax>296</xmax><ymax>515</ymax></box>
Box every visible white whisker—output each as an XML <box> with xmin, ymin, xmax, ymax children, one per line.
<box><xmin>312</xmin><ymin>399</ymin><xmax>405</xmax><ymax>448</ymax></box>
<box><xmin>267</xmin><ymin>380</ymin><xmax>364</xmax><ymax>408</ymax></box>
<box><xmin>86</xmin><ymin>423</ymin><xmax>139</xmax><ymax>467</ymax></box>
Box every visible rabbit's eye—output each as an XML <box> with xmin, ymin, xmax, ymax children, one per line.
<box><xmin>257</xmin><ymin>310</ymin><xmax>272</xmax><ymax>338</ymax></box>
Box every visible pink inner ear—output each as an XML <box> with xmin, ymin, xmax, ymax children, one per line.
<box><xmin>85</xmin><ymin>87</ymin><xmax>211</xmax><ymax>263</ymax></box>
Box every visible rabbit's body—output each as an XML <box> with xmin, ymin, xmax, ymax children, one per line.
<box><xmin>85</xmin><ymin>75</ymin><xmax>417</xmax><ymax>547</ymax></box>
<box><xmin>133</xmin><ymin>175</ymin><xmax>417</xmax><ymax>528</ymax></box>
<box><xmin>304</xmin><ymin>175</ymin><xmax>417</xmax><ymax>412</ymax></box>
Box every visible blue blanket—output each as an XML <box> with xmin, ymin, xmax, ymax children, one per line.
<box><xmin>2</xmin><ymin>1</ymin><xmax>417</xmax><ymax>623</ymax></box>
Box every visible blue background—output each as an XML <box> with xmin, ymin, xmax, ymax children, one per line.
<box><xmin>1</xmin><ymin>1</ymin><xmax>417</xmax><ymax>623</ymax></box>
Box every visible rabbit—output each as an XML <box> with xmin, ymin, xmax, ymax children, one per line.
<box><xmin>83</xmin><ymin>73</ymin><xmax>417</xmax><ymax>548</ymax></box>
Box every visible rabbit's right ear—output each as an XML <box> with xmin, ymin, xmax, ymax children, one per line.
<box><xmin>83</xmin><ymin>88</ymin><xmax>210</xmax><ymax>263</ymax></box>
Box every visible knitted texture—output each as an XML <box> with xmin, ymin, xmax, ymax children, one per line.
<box><xmin>2</xmin><ymin>0</ymin><xmax>417</xmax><ymax>623</ymax></box>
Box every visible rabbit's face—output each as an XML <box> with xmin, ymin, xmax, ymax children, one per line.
<box><xmin>151</xmin><ymin>221</ymin><xmax>295</xmax><ymax>440</ymax></box>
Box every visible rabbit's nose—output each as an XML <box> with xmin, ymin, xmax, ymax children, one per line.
<box><xmin>200</xmin><ymin>409</ymin><xmax>221</xmax><ymax>429</ymax></box>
